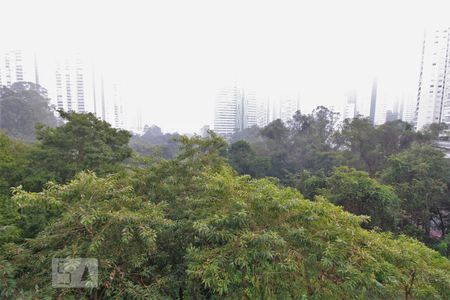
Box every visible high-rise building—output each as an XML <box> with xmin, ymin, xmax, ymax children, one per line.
<box><xmin>111</xmin><ymin>83</ymin><xmax>126</xmax><ymax>129</ymax></box>
<box><xmin>403</xmin><ymin>98</ymin><xmax>416</xmax><ymax>124</ymax></box>
<box><xmin>214</xmin><ymin>84</ymin><xmax>238</xmax><ymax>139</ymax></box>
<box><xmin>374</xmin><ymin>95</ymin><xmax>387</xmax><ymax>125</ymax></box>
<box><xmin>53</xmin><ymin>54</ymin><xmax>88</xmax><ymax>113</ymax></box>
<box><xmin>343</xmin><ymin>90</ymin><xmax>357</xmax><ymax>120</ymax></box>
<box><xmin>0</xmin><ymin>50</ymin><xmax>39</xmax><ymax>87</ymax></box>
<box><xmin>44</xmin><ymin>53</ymin><xmax>127</xmax><ymax>129</ymax></box>
<box><xmin>256</xmin><ymin>98</ymin><xmax>271</xmax><ymax>127</ymax></box>
<box><xmin>369</xmin><ymin>78</ymin><xmax>378</xmax><ymax>124</ymax></box>
<box><xmin>415</xmin><ymin>27</ymin><xmax>450</xmax><ymax>130</ymax></box>
<box><xmin>0</xmin><ymin>49</ymin><xmax>128</xmax><ymax>129</ymax></box>
<box><xmin>213</xmin><ymin>83</ymin><xmax>257</xmax><ymax>139</ymax></box>
<box><xmin>386</xmin><ymin>110</ymin><xmax>399</xmax><ymax>122</ymax></box>
<box><xmin>278</xmin><ymin>96</ymin><xmax>301</xmax><ymax>122</ymax></box>
<box><xmin>237</xmin><ymin>90</ymin><xmax>257</xmax><ymax>130</ymax></box>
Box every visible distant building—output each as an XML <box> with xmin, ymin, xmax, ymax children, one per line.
<box><xmin>0</xmin><ymin>50</ymin><xmax>127</xmax><ymax>129</ymax></box>
<box><xmin>278</xmin><ymin>96</ymin><xmax>300</xmax><ymax>123</ymax></box>
<box><xmin>213</xmin><ymin>82</ymin><xmax>257</xmax><ymax>139</ymax></box>
<box><xmin>0</xmin><ymin>50</ymin><xmax>39</xmax><ymax>87</ymax></box>
<box><xmin>237</xmin><ymin>90</ymin><xmax>257</xmax><ymax>130</ymax></box>
<box><xmin>256</xmin><ymin>98</ymin><xmax>271</xmax><ymax>127</ymax></box>
<box><xmin>369</xmin><ymin>78</ymin><xmax>377</xmax><ymax>124</ymax></box>
<box><xmin>47</xmin><ymin>53</ymin><xmax>126</xmax><ymax>128</ymax></box>
<box><xmin>403</xmin><ymin>98</ymin><xmax>416</xmax><ymax>124</ymax></box>
<box><xmin>54</xmin><ymin>54</ymin><xmax>87</xmax><ymax>113</ymax></box>
<box><xmin>386</xmin><ymin>110</ymin><xmax>399</xmax><ymax>122</ymax></box>
<box><xmin>415</xmin><ymin>27</ymin><xmax>450</xmax><ymax>130</ymax></box>
<box><xmin>374</xmin><ymin>95</ymin><xmax>387</xmax><ymax>125</ymax></box>
<box><xmin>343</xmin><ymin>90</ymin><xmax>357</xmax><ymax>120</ymax></box>
<box><xmin>214</xmin><ymin>84</ymin><xmax>239</xmax><ymax>139</ymax></box>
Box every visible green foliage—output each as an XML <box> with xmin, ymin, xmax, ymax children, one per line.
<box><xmin>2</xmin><ymin>134</ymin><xmax>449</xmax><ymax>299</ymax></box>
<box><xmin>0</xmin><ymin>82</ymin><xmax>57</xmax><ymax>141</ymax></box>
<box><xmin>321</xmin><ymin>167</ymin><xmax>400</xmax><ymax>231</ymax></box>
<box><xmin>230</xmin><ymin>111</ymin><xmax>435</xmax><ymax>182</ymax></box>
<box><xmin>0</xmin><ymin>132</ymin><xmax>33</xmax><ymax>196</ymax></box>
<box><xmin>292</xmin><ymin>167</ymin><xmax>400</xmax><ymax>231</ymax></box>
<box><xmin>228</xmin><ymin>140</ymin><xmax>271</xmax><ymax>178</ymax></box>
<box><xmin>28</xmin><ymin>110</ymin><xmax>132</xmax><ymax>188</ymax></box>
<box><xmin>383</xmin><ymin>145</ymin><xmax>450</xmax><ymax>242</ymax></box>
<box><xmin>130</xmin><ymin>125</ymin><xmax>181</xmax><ymax>159</ymax></box>
<box><xmin>1</xmin><ymin>172</ymin><xmax>170</xmax><ymax>299</ymax></box>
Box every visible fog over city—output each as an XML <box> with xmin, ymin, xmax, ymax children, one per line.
<box><xmin>4</xmin><ymin>1</ymin><xmax>450</xmax><ymax>298</ymax></box>
<box><xmin>1</xmin><ymin>0</ymin><xmax>449</xmax><ymax>133</ymax></box>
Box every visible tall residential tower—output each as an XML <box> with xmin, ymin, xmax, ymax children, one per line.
<box><xmin>415</xmin><ymin>27</ymin><xmax>450</xmax><ymax>130</ymax></box>
<box><xmin>213</xmin><ymin>83</ymin><xmax>257</xmax><ymax>140</ymax></box>
<box><xmin>0</xmin><ymin>50</ymin><xmax>39</xmax><ymax>87</ymax></box>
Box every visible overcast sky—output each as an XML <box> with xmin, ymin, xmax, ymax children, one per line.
<box><xmin>2</xmin><ymin>0</ymin><xmax>449</xmax><ymax>133</ymax></box>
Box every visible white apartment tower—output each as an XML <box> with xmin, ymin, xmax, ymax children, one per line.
<box><xmin>214</xmin><ymin>83</ymin><xmax>257</xmax><ymax>139</ymax></box>
<box><xmin>279</xmin><ymin>96</ymin><xmax>301</xmax><ymax>122</ymax></box>
<box><xmin>415</xmin><ymin>27</ymin><xmax>450</xmax><ymax>130</ymax></box>
<box><xmin>0</xmin><ymin>50</ymin><xmax>39</xmax><ymax>87</ymax></box>
<box><xmin>237</xmin><ymin>90</ymin><xmax>257</xmax><ymax>129</ymax></box>
<box><xmin>343</xmin><ymin>91</ymin><xmax>357</xmax><ymax>120</ymax></box>
<box><xmin>0</xmin><ymin>50</ymin><xmax>23</xmax><ymax>86</ymax></box>
<box><xmin>256</xmin><ymin>98</ymin><xmax>271</xmax><ymax>127</ymax></box>
<box><xmin>214</xmin><ymin>84</ymin><xmax>239</xmax><ymax>139</ymax></box>
<box><xmin>54</xmin><ymin>55</ymin><xmax>87</xmax><ymax>113</ymax></box>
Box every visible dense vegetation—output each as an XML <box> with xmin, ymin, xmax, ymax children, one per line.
<box><xmin>130</xmin><ymin>125</ymin><xmax>181</xmax><ymax>159</ymax></box>
<box><xmin>0</xmin><ymin>82</ymin><xmax>57</xmax><ymax>141</ymax></box>
<box><xmin>227</xmin><ymin>107</ymin><xmax>450</xmax><ymax>253</ymax></box>
<box><xmin>0</xmin><ymin>90</ymin><xmax>450</xmax><ymax>299</ymax></box>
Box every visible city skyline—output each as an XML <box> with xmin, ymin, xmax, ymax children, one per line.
<box><xmin>1</xmin><ymin>0</ymin><xmax>450</xmax><ymax>133</ymax></box>
<box><xmin>0</xmin><ymin>49</ymin><xmax>127</xmax><ymax>130</ymax></box>
<box><xmin>0</xmin><ymin>43</ymin><xmax>440</xmax><ymax>136</ymax></box>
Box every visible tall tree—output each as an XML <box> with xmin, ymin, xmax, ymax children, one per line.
<box><xmin>333</xmin><ymin>116</ymin><xmax>382</xmax><ymax>173</ymax></box>
<box><xmin>0</xmin><ymin>82</ymin><xmax>57</xmax><ymax>141</ymax></box>
<box><xmin>228</xmin><ymin>140</ymin><xmax>270</xmax><ymax>178</ymax></box>
<box><xmin>383</xmin><ymin>145</ymin><xmax>450</xmax><ymax>242</ymax></box>
<box><xmin>322</xmin><ymin>166</ymin><xmax>401</xmax><ymax>231</ymax></box>
<box><xmin>2</xmin><ymin>134</ymin><xmax>450</xmax><ymax>299</ymax></box>
<box><xmin>0</xmin><ymin>132</ymin><xmax>32</xmax><ymax>196</ymax></box>
<box><xmin>28</xmin><ymin>111</ymin><xmax>132</xmax><ymax>187</ymax></box>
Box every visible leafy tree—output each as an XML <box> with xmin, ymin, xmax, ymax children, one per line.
<box><xmin>0</xmin><ymin>82</ymin><xmax>57</xmax><ymax>141</ymax></box>
<box><xmin>289</xmin><ymin>169</ymin><xmax>328</xmax><ymax>199</ymax></box>
<box><xmin>333</xmin><ymin>116</ymin><xmax>382</xmax><ymax>173</ymax></box>
<box><xmin>261</xmin><ymin>119</ymin><xmax>289</xmax><ymax>142</ymax></box>
<box><xmin>28</xmin><ymin>111</ymin><xmax>132</xmax><ymax>188</ymax></box>
<box><xmin>130</xmin><ymin>125</ymin><xmax>181</xmax><ymax>159</ymax></box>
<box><xmin>321</xmin><ymin>166</ymin><xmax>400</xmax><ymax>231</ymax></box>
<box><xmin>1</xmin><ymin>172</ymin><xmax>170</xmax><ymax>299</ymax></box>
<box><xmin>1</xmin><ymin>127</ymin><xmax>450</xmax><ymax>299</ymax></box>
<box><xmin>230</xmin><ymin>125</ymin><xmax>261</xmax><ymax>144</ymax></box>
<box><xmin>292</xmin><ymin>167</ymin><xmax>400</xmax><ymax>231</ymax></box>
<box><xmin>0</xmin><ymin>132</ymin><xmax>32</xmax><ymax>196</ymax></box>
<box><xmin>228</xmin><ymin>140</ymin><xmax>270</xmax><ymax>178</ymax></box>
<box><xmin>333</xmin><ymin>118</ymin><xmax>435</xmax><ymax>175</ymax></box>
<box><xmin>383</xmin><ymin>145</ymin><xmax>450</xmax><ymax>242</ymax></box>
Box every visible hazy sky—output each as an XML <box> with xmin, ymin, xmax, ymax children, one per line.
<box><xmin>2</xmin><ymin>0</ymin><xmax>450</xmax><ymax>133</ymax></box>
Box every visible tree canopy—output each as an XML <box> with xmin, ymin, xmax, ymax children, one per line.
<box><xmin>27</xmin><ymin>110</ymin><xmax>132</xmax><ymax>188</ymax></box>
<box><xmin>0</xmin><ymin>82</ymin><xmax>57</xmax><ymax>141</ymax></box>
<box><xmin>0</xmin><ymin>98</ymin><xmax>449</xmax><ymax>298</ymax></box>
<box><xmin>1</xmin><ymin>134</ymin><xmax>449</xmax><ymax>299</ymax></box>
